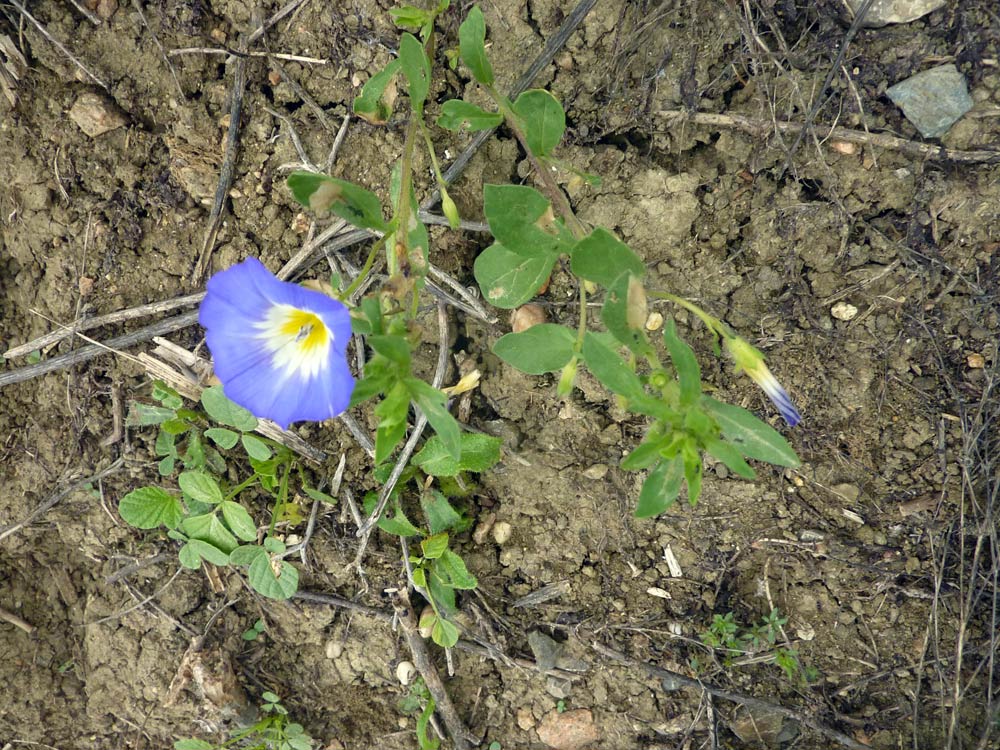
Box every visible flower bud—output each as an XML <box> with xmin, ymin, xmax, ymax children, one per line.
<box><xmin>557</xmin><ymin>358</ymin><xmax>578</xmax><ymax>396</ymax></box>
<box><xmin>441</xmin><ymin>188</ymin><xmax>460</xmax><ymax>229</ymax></box>
<box><xmin>626</xmin><ymin>276</ymin><xmax>648</xmax><ymax>330</ymax></box>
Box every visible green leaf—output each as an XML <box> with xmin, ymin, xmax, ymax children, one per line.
<box><xmin>474</xmin><ymin>242</ymin><xmax>556</xmax><ymax>309</ymax></box>
<box><xmin>389</xmin><ymin>161</ymin><xmax>430</xmax><ymax>275</ymax></box>
<box><xmin>154</xmin><ymin>429</ymin><xmax>176</xmax><ymax>457</ymax></box>
<box><xmin>184</xmin><ymin>538</ymin><xmax>231</xmax><ymax>567</ymax></box>
<box><xmin>174</xmin><ymin>740</ymin><xmax>214</xmax><ymax>750</ymax></box>
<box><xmin>492</xmin><ymin>324</ymin><xmax>575</xmax><ymax>374</ymax></box>
<box><xmin>398</xmin><ymin>33</ymin><xmax>430</xmax><ymax>112</ymax></box>
<box><xmin>158</xmin><ymin>455</ymin><xmax>175</xmax><ymax>476</ymax></box>
<box><xmin>580</xmin><ymin>332</ymin><xmax>644</xmax><ymax>400</ymax></box>
<box><xmin>601</xmin><ymin>273</ymin><xmax>649</xmax><ymax>354</ymax></box>
<box><xmin>368</xmin><ymin>334</ymin><xmax>412</xmax><ymax>367</ymax></box>
<box><xmin>263</xmin><ymin>536</ymin><xmax>286</xmax><ymax>554</ymax></box>
<box><xmin>241</xmin><ymin>434</ymin><xmax>272</xmax><ymax>461</ymax></box>
<box><xmin>183</xmin><ymin>430</ymin><xmax>205</xmax><ymax>470</ymax></box>
<box><xmin>286</xmin><ymin>172</ymin><xmax>388</xmax><ymax>232</ymax></box>
<box><xmin>420</xmin><ymin>490</ymin><xmax>463</xmax><ymax>534</ymax></box>
<box><xmin>363</xmin><ymin>493</ymin><xmax>422</xmax><ymax>537</ymax></box>
<box><xmin>683</xmin><ymin>446</ymin><xmax>703</xmax><ymax>505</ymax></box>
<box><xmin>375</xmin><ymin>382</ymin><xmax>411</xmax><ymax>464</ymax></box>
<box><xmin>349</xmin><ymin>370</ymin><xmax>391</xmax><ymax>409</ymax></box>
<box><xmin>412</xmin><ymin>566</ymin><xmax>428</xmax><ymax>589</ymax></box>
<box><xmin>705</xmin><ymin>437</ymin><xmax>756</xmax><ymax>480</ymax></box>
<box><xmin>483</xmin><ymin>184</ymin><xmax>571</xmax><ymax>257</ymax></box>
<box><xmin>620</xmin><ymin>439</ymin><xmax>665</xmax><ymax>471</ymax></box>
<box><xmin>437</xmin><ymin>100</ymin><xmax>503</xmax><ymax>131</ymax></box>
<box><xmin>178</xmin><ymin>471</ymin><xmax>223</xmax><ymax>505</ymax></box>
<box><xmin>303</xmin><ymin>486</ymin><xmax>338</xmax><ymax>505</ymax></box>
<box><xmin>406</xmin><ymin>379</ymin><xmax>460</xmax><ymax>462</ymax></box>
<box><xmin>458</xmin><ymin>5</ymin><xmax>494</xmax><ymax>85</ymax></box>
<box><xmin>152</xmin><ymin>381</ymin><xmax>183</xmax><ymax>409</ymax></box>
<box><xmin>702</xmin><ymin>397</ymin><xmax>800</xmax><ymax>467</ymax></box>
<box><xmin>570</xmin><ymin>227</ymin><xmax>645</xmax><ymax>287</ymax></box>
<box><xmin>511</xmin><ymin>89</ymin><xmax>566</xmax><ymax>157</ymax></box>
<box><xmin>182</xmin><ymin>513</ymin><xmax>239</xmax><ymax>554</ymax></box>
<box><xmin>178</xmin><ymin>543</ymin><xmax>202</xmax><ymax>569</ymax></box>
<box><xmin>389</xmin><ymin>5</ymin><xmax>434</xmax><ymax>30</ymax></box>
<box><xmin>200</xmin><ymin>386</ymin><xmax>258</xmax><ymax>431</ymax></box>
<box><xmin>352</xmin><ymin>59</ymin><xmax>401</xmax><ymax>125</ymax></box>
<box><xmin>663</xmin><ymin>319</ymin><xmax>701</xmax><ymax>406</ymax></box>
<box><xmin>413</xmin><ymin>432</ymin><xmax>502</xmax><ymax>476</ymax></box>
<box><xmin>421</xmin><ymin>532</ymin><xmax>449</xmax><ymax>559</ymax></box>
<box><xmin>118</xmin><ymin>486</ymin><xmax>183</xmax><ymax>529</ymax></box>
<box><xmin>221</xmin><ymin>501</ymin><xmax>258</xmax><ymax>542</ymax></box>
<box><xmin>635</xmin><ymin>455</ymin><xmax>684</xmax><ymax>518</ymax></box>
<box><xmin>431</xmin><ymin>617</ymin><xmax>459</xmax><ymax>648</ymax></box>
<box><xmin>126</xmin><ymin>402</ymin><xmax>175</xmax><ymax>427</ymax></box>
<box><xmin>248</xmin><ymin>554</ymin><xmax>299</xmax><ymax>600</ymax></box>
<box><xmin>160</xmin><ymin>418</ymin><xmax>190</xmax><ymax>436</ymax></box>
<box><xmin>204</xmin><ymin>427</ymin><xmax>239</xmax><ymax>449</ymax></box>
<box><xmin>435</xmin><ymin>549</ymin><xmax>478</xmax><ymax>589</ymax></box>
<box><xmin>229</xmin><ymin>544</ymin><xmax>266</xmax><ymax>566</ymax></box>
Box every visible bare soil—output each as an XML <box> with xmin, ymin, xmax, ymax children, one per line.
<box><xmin>2</xmin><ymin>1</ymin><xmax>999</xmax><ymax>748</ymax></box>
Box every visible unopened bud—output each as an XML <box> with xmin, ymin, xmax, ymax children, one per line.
<box><xmin>557</xmin><ymin>358</ymin><xmax>578</xmax><ymax>396</ymax></box>
<box><xmin>626</xmin><ymin>276</ymin><xmax>648</xmax><ymax>330</ymax></box>
<box><xmin>441</xmin><ymin>188</ymin><xmax>460</xmax><ymax>229</ymax></box>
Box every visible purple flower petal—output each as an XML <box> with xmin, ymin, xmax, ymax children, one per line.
<box><xmin>199</xmin><ymin>258</ymin><xmax>356</xmax><ymax>429</ymax></box>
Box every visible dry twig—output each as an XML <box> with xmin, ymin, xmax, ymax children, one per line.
<box><xmin>592</xmin><ymin>641</ymin><xmax>871</xmax><ymax>750</ymax></box>
<box><xmin>658</xmin><ymin>110</ymin><xmax>1000</xmax><ymax>165</ymax></box>
<box><xmin>0</xmin><ymin>457</ymin><xmax>125</xmax><ymax>544</ymax></box>
<box><xmin>8</xmin><ymin>0</ymin><xmax>108</xmax><ymax>89</ymax></box>
<box><xmin>389</xmin><ymin>587</ymin><xmax>477</xmax><ymax>750</ymax></box>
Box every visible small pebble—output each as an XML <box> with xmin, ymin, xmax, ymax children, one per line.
<box><xmin>325</xmin><ymin>641</ymin><xmax>343</xmax><ymax>659</ymax></box>
<box><xmin>967</xmin><ymin>352</ymin><xmax>985</xmax><ymax>368</ymax></box>
<box><xmin>69</xmin><ymin>92</ymin><xmax>127</xmax><ymax>137</ymax></box>
<box><xmin>472</xmin><ymin>512</ymin><xmax>496</xmax><ymax>545</ymax></box>
<box><xmin>492</xmin><ymin>521</ymin><xmax>512</xmax><ymax>545</ymax></box>
<box><xmin>536</xmin><ymin>708</ymin><xmax>600</xmax><ymax>750</ymax></box>
<box><xmin>516</xmin><ymin>707</ymin><xmax>535</xmax><ymax>730</ymax></box>
<box><xmin>644</xmin><ymin>312</ymin><xmax>664</xmax><ymax>331</ymax></box>
<box><xmin>582</xmin><ymin>464</ymin><xmax>607</xmax><ymax>480</ymax></box>
<box><xmin>395</xmin><ymin>661</ymin><xmax>416</xmax><ymax>686</ymax></box>
<box><xmin>831</xmin><ymin>301</ymin><xmax>858</xmax><ymax>321</ymax></box>
<box><xmin>511</xmin><ymin>303</ymin><xmax>547</xmax><ymax>333</ymax></box>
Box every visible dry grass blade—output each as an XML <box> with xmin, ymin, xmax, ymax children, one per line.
<box><xmin>0</xmin><ymin>33</ymin><xmax>27</xmax><ymax>106</ymax></box>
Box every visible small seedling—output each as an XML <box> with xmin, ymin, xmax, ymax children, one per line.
<box><xmin>242</xmin><ymin>618</ymin><xmax>266</xmax><ymax>642</ymax></box>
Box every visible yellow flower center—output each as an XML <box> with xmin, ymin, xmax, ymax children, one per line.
<box><xmin>257</xmin><ymin>304</ymin><xmax>332</xmax><ymax>380</ymax></box>
<box><xmin>278</xmin><ymin>309</ymin><xmax>329</xmax><ymax>353</ymax></box>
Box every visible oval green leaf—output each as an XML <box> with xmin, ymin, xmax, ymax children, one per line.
<box><xmin>201</xmin><ymin>386</ymin><xmax>258</xmax><ymax>431</ymax></box>
<box><xmin>511</xmin><ymin>89</ymin><xmax>566</xmax><ymax>157</ymax></box>
<box><xmin>474</xmin><ymin>243</ymin><xmax>556</xmax><ymax>309</ymax></box>
<box><xmin>118</xmin><ymin>486</ymin><xmax>183</xmax><ymax>530</ymax></box>
<box><xmin>493</xmin><ymin>323</ymin><xmax>575</xmax><ymax>374</ymax></box>
<box><xmin>635</xmin><ymin>455</ymin><xmax>684</xmax><ymax>518</ymax></box>
<box><xmin>178</xmin><ymin>471</ymin><xmax>223</xmax><ymax>505</ymax></box>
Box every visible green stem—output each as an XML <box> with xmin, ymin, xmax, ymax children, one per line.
<box><xmin>419</xmin><ymin>119</ymin><xmax>448</xmax><ymax>190</ymax></box>
<box><xmin>268</xmin><ymin>462</ymin><xmax>291</xmax><ymax>537</ymax></box>
<box><xmin>390</xmin><ymin>115</ymin><xmax>420</xmax><ymax>280</ymax></box>
<box><xmin>343</xmin><ymin>234</ymin><xmax>390</xmax><ymax>300</ymax></box>
<box><xmin>225</xmin><ymin>473</ymin><xmax>259</xmax><ymax>502</ymax></box>
<box><xmin>485</xmin><ymin>85</ymin><xmax>587</xmax><ymax>240</ymax></box>
<box><xmin>648</xmin><ymin>291</ymin><xmax>735</xmax><ymax>341</ymax></box>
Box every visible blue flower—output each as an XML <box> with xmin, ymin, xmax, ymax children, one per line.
<box><xmin>199</xmin><ymin>258</ymin><xmax>355</xmax><ymax>429</ymax></box>
<box><xmin>725</xmin><ymin>336</ymin><xmax>801</xmax><ymax>427</ymax></box>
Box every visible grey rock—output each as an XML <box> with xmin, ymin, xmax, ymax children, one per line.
<box><xmin>843</xmin><ymin>0</ymin><xmax>946</xmax><ymax>27</ymax></box>
<box><xmin>887</xmin><ymin>65</ymin><xmax>973</xmax><ymax>139</ymax></box>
